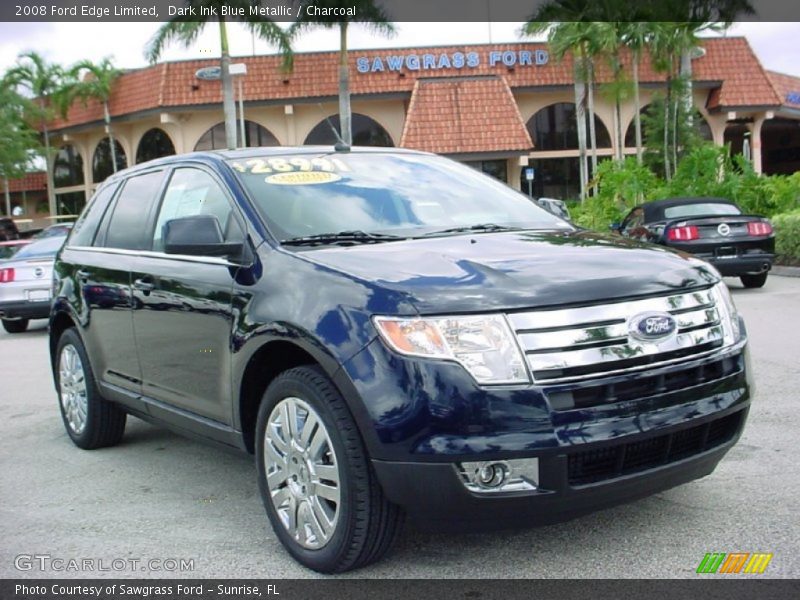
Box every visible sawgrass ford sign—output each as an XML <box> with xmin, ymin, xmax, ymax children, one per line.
<box><xmin>356</xmin><ymin>49</ymin><xmax>549</xmax><ymax>74</ymax></box>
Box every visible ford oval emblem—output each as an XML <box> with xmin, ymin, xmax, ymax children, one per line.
<box><xmin>34</xmin><ymin>267</ymin><xmax>44</xmax><ymax>279</ymax></box>
<box><xmin>628</xmin><ymin>312</ymin><xmax>677</xmax><ymax>342</ymax></box>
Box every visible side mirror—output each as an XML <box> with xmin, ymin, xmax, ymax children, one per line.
<box><xmin>163</xmin><ymin>215</ymin><xmax>245</xmax><ymax>259</ymax></box>
<box><xmin>609</xmin><ymin>222</ymin><xmax>622</xmax><ymax>233</ymax></box>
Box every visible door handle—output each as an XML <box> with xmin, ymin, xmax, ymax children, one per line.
<box><xmin>133</xmin><ymin>278</ymin><xmax>155</xmax><ymax>293</ymax></box>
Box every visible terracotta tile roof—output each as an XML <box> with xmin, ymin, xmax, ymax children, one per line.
<box><xmin>765</xmin><ymin>70</ymin><xmax>800</xmax><ymax>109</ymax></box>
<box><xmin>400</xmin><ymin>76</ymin><xmax>532</xmax><ymax>154</ymax></box>
<box><xmin>1</xmin><ymin>171</ymin><xmax>47</xmax><ymax>193</ymax></box>
<box><xmin>700</xmin><ymin>37</ymin><xmax>780</xmax><ymax>110</ymax></box>
<box><xmin>48</xmin><ymin>37</ymin><xmax>783</xmax><ymax>131</ymax></box>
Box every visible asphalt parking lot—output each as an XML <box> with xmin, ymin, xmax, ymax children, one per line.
<box><xmin>0</xmin><ymin>276</ymin><xmax>798</xmax><ymax>579</ymax></box>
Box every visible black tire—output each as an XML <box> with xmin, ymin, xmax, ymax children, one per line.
<box><xmin>740</xmin><ymin>272</ymin><xmax>768</xmax><ymax>288</ymax></box>
<box><xmin>255</xmin><ymin>366</ymin><xmax>404</xmax><ymax>573</ymax></box>
<box><xmin>2</xmin><ymin>318</ymin><xmax>29</xmax><ymax>333</ymax></box>
<box><xmin>55</xmin><ymin>328</ymin><xmax>126</xmax><ymax>449</ymax></box>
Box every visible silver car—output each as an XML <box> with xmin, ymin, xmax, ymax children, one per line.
<box><xmin>0</xmin><ymin>235</ymin><xmax>66</xmax><ymax>333</ymax></box>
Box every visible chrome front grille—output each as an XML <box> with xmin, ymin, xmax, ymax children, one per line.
<box><xmin>508</xmin><ymin>288</ymin><xmax>724</xmax><ymax>384</ymax></box>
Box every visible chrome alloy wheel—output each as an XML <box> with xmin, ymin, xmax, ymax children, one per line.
<box><xmin>59</xmin><ymin>344</ymin><xmax>88</xmax><ymax>435</ymax></box>
<box><xmin>264</xmin><ymin>397</ymin><xmax>341</xmax><ymax>549</ymax></box>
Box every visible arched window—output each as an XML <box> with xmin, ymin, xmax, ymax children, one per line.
<box><xmin>724</xmin><ymin>123</ymin><xmax>749</xmax><ymax>158</ymax></box>
<box><xmin>92</xmin><ymin>137</ymin><xmax>127</xmax><ymax>183</ymax></box>
<box><xmin>136</xmin><ymin>128</ymin><xmax>176</xmax><ymax>164</ymax></box>
<box><xmin>194</xmin><ymin>120</ymin><xmax>279</xmax><ymax>151</ymax></box>
<box><xmin>527</xmin><ymin>103</ymin><xmax>610</xmax><ymax>151</ymax></box>
<box><xmin>624</xmin><ymin>106</ymin><xmax>713</xmax><ymax>146</ymax></box>
<box><xmin>53</xmin><ymin>145</ymin><xmax>84</xmax><ymax>187</ymax></box>
<box><xmin>304</xmin><ymin>114</ymin><xmax>394</xmax><ymax>146</ymax></box>
<box><xmin>624</xmin><ymin>105</ymin><xmax>654</xmax><ymax>148</ymax></box>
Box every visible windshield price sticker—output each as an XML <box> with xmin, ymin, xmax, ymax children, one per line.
<box><xmin>231</xmin><ymin>157</ymin><xmax>351</xmax><ymax>177</ymax></box>
<box><xmin>266</xmin><ymin>171</ymin><xmax>342</xmax><ymax>185</ymax></box>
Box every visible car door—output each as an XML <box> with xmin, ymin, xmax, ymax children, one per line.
<box><xmin>130</xmin><ymin>166</ymin><xmax>246</xmax><ymax>424</ymax></box>
<box><xmin>60</xmin><ymin>171</ymin><xmax>166</xmax><ymax>399</ymax></box>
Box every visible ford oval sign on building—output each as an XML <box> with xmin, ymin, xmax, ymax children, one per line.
<box><xmin>195</xmin><ymin>66</ymin><xmax>221</xmax><ymax>81</ymax></box>
<box><xmin>628</xmin><ymin>312</ymin><xmax>678</xmax><ymax>342</ymax></box>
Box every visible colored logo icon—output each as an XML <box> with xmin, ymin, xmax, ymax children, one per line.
<box><xmin>696</xmin><ymin>552</ymin><xmax>773</xmax><ymax>574</ymax></box>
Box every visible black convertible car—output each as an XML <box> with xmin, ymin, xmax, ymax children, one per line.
<box><xmin>613</xmin><ymin>197</ymin><xmax>775</xmax><ymax>288</ymax></box>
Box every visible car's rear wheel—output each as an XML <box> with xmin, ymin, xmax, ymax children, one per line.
<box><xmin>2</xmin><ymin>318</ymin><xmax>28</xmax><ymax>333</ymax></box>
<box><xmin>255</xmin><ymin>366</ymin><xmax>403</xmax><ymax>573</ymax></box>
<box><xmin>740</xmin><ymin>272</ymin><xmax>768</xmax><ymax>288</ymax></box>
<box><xmin>56</xmin><ymin>328</ymin><xmax>126</xmax><ymax>449</ymax></box>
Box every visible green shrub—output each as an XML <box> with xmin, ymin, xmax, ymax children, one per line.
<box><xmin>772</xmin><ymin>210</ymin><xmax>800</xmax><ymax>264</ymax></box>
<box><xmin>570</xmin><ymin>157</ymin><xmax>659</xmax><ymax>229</ymax></box>
<box><xmin>663</xmin><ymin>145</ymin><xmax>738</xmax><ymax>200</ymax></box>
<box><xmin>571</xmin><ymin>145</ymin><xmax>800</xmax><ymax>233</ymax></box>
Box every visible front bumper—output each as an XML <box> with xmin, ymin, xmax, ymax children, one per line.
<box><xmin>339</xmin><ymin>329</ymin><xmax>751</xmax><ymax>529</ymax></box>
<box><xmin>372</xmin><ymin>406</ymin><xmax>747</xmax><ymax>530</ymax></box>
<box><xmin>0</xmin><ymin>299</ymin><xmax>52</xmax><ymax>320</ymax></box>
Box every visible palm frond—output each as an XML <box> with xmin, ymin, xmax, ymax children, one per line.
<box><xmin>145</xmin><ymin>20</ymin><xmax>206</xmax><ymax>63</ymax></box>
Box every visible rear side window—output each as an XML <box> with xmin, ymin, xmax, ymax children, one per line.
<box><xmin>102</xmin><ymin>171</ymin><xmax>165</xmax><ymax>250</ymax></box>
<box><xmin>68</xmin><ymin>183</ymin><xmax>117</xmax><ymax>247</ymax></box>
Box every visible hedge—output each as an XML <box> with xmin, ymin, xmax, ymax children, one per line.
<box><xmin>772</xmin><ymin>211</ymin><xmax>800</xmax><ymax>265</ymax></box>
<box><xmin>566</xmin><ymin>145</ymin><xmax>800</xmax><ymax>234</ymax></box>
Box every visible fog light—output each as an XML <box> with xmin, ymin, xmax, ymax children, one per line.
<box><xmin>477</xmin><ymin>462</ymin><xmax>508</xmax><ymax>488</ymax></box>
<box><xmin>458</xmin><ymin>458</ymin><xmax>538</xmax><ymax>494</ymax></box>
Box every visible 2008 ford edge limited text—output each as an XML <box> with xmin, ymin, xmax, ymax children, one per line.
<box><xmin>49</xmin><ymin>147</ymin><xmax>751</xmax><ymax>573</ymax></box>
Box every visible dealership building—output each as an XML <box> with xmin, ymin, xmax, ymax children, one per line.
<box><xmin>5</xmin><ymin>36</ymin><xmax>800</xmax><ymax>227</ymax></box>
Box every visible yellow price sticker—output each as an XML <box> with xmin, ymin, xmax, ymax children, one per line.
<box><xmin>265</xmin><ymin>171</ymin><xmax>342</xmax><ymax>185</ymax></box>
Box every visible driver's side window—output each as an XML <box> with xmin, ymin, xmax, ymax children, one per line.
<box><xmin>152</xmin><ymin>168</ymin><xmax>243</xmax><ymax>252</ymax></box>
<box><xmin>622</xmin><ymin>208</ymin><xmax>644</xmax><ymax>236</ymax></box>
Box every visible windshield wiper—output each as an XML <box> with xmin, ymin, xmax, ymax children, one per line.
<box><xmin>422</xmin><ymin>223</ymin><xmax>522</xmax><ymax>236</ymax></box>
<box><xmin>280</xmin><ymin>230</ymin><xmax>405</xmax><ymax>246</ymax></box>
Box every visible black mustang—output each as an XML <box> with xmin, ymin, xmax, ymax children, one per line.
<box><xmin>613</xmin><ymin>197</ymin><xmax>775</xmax><ymax>288</ymax></box>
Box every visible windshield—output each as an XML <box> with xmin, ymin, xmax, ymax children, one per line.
<box><xmin>229</xmin><ymin>153</ymin><xmax>569</xmax><ymax>242</ymax></box>
<box><xmin>13</xmin><ymin>235</ymin><xmax>66</xmax><ymax>259</ymax></box>
<box><xmin>664</xmin><ymin>203</ymin><xmax>741</xmax><ymax>219</ymax></box>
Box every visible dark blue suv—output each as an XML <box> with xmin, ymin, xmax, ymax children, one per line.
<box><xmin>50</xmin><ymin>147</ymin><xmax>751</xmax><ymax>572</ymax></box>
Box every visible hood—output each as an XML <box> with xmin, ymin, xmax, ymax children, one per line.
<box><xmin>304</xmin><ymin>230</ymin><xmax>719</xmax><ymax>314</ymax></box>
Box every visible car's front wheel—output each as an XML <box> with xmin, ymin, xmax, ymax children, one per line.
<box><xmin>2</xmin><ymin>318</ymin><xmax>28</xmax><ymax>333</ymax></box>
<box><xmin>740</xmin><ymin>272</ymin><xmax>768</xmax><ymax>288</ymax></box>
<box><xmin>56</xmin><ymin>328</ymin><xmax>127</xmax><ymax>449</ymax></box>
<box><xmin>255</xmin><ymin>366</ymin><xmax>403</xmax><ymax>573</ymax></box>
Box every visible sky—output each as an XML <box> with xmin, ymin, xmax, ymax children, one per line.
<box><xmin>0</xmin><ymin>21</ymin><xmax>799</xmax><ymax>77</ymax></box>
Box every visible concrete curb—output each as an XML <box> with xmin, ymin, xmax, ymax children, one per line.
<box><xmin>772</xmin><ymin>265</ymin><xmax>800</xmax><ymax>278</ymax></box>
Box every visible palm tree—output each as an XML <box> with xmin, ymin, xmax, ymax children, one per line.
<box><xmin>646</xmin><ymin>1</ymin><xmax>754</xmax><ymax>177</ymax></box>
<box><xmin>289</xmin><ymin>1</ymin><xmax>395</xmax><ymax>146</ymax></box>
<box><xmin>5</xmin><ymin>52</ymin><xmax>66</xmax><ymax>217</ymax></box>
<box><xmin>592</xmin><ymin>22</ymin><xmax>628</xmax><ymax>161</ymax></box>
<box><xmin>620</xmin><ymin>22</ymin><xmax>652</xmax><ymax>164</ymax></box>
<box><xmin>68</xmin><ymin>58</ymin><xmax>123</xmax><ymax>173</ymax></box>
<box><xmin>0</xmin><ymin>79</ymin><xmax>41</xmax><ymax>217</ymax></box>
<box><xmin>146</xmin><ymin>0</ymin><xmax>292</xmax><ymax>150</ymax></box>
<box><xmin>648</xmin><ymin>22</ymin><xmax>711</xmax><ymax>177</ymax></box>
<box><xmin>522</xmin><ymin>20</ymin><xmax>595</xmax><ymax>200</ymax></box>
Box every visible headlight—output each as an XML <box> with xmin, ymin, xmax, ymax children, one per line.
<box><xmin>373</xmin><ymin>314</ymin><xmax>529</xmax><ymax>385</ymax></box>
<box><xmin>711</xmin><ymin>281</ymin><xmax>741</xmax><ymax>346</ymax></box>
